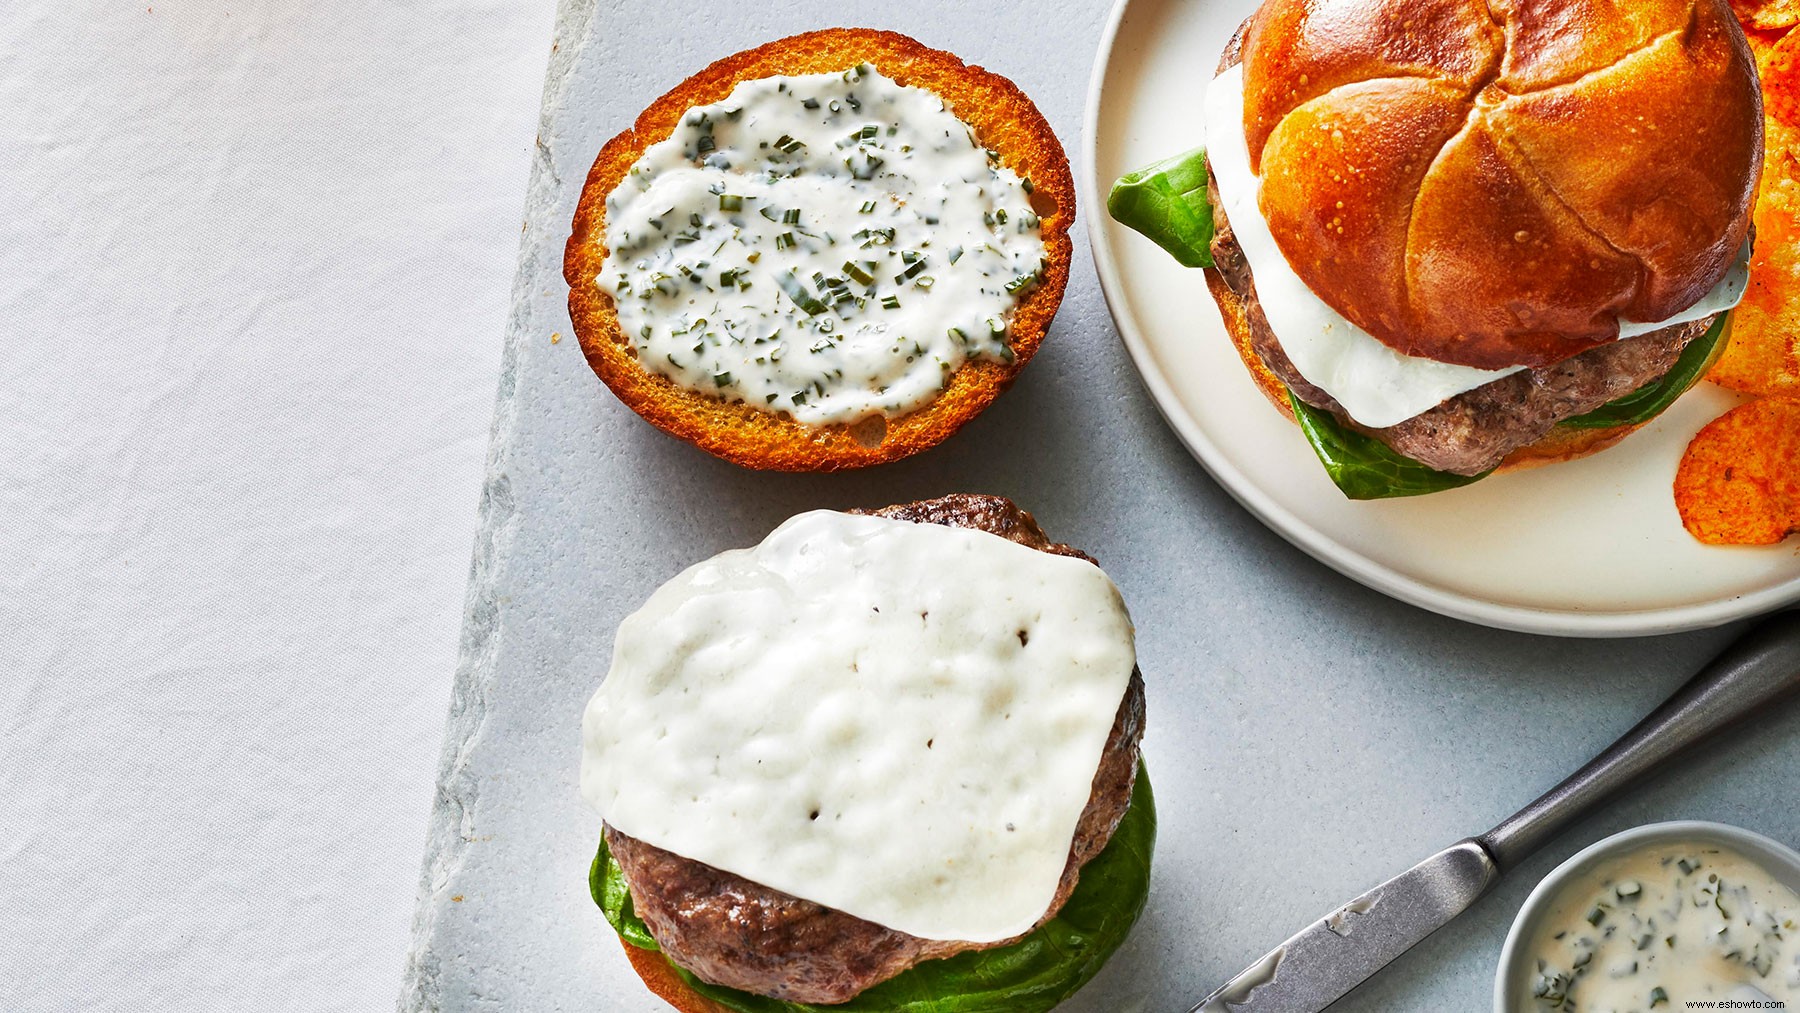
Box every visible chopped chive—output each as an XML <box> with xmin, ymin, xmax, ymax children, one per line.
<box><xmin>774</xmin><ymin>134</ymin><xmax>805</xmax><ymax>154</ymax></box>
<box><xmin>776</xmin><ymin>232</ymin><xmax>796</xmax><ymax>251</ymax></box>
<box><xmin>894</xmin><ymin>257</ymin><xmax>928</xmax><ymax>285</ymax></box>
<box><xmin>713</xmin><ymin>371</ymin><xmax>733</xmax><ymax>386</ymax></box>
<box><xmin>802</xmin><ymin>98</ymin><xmax>820</xmax><ymax>110</ymax></box>
<box><xmin>948</xmin><ymin>246</ymin><xmax>964</xmax><ymax>264</ymax></box>
<box><xmin>859</xmin><ymin>200</ymin><xmax>878</xmax><ymax>214</ymax></box>
<box><xmin>776</xmin><ymin>270</ymin><xmax>829</xmax><ymax>315</ymax></box>
<box><xmin>1005</xmin><ymin>272</ymin><xmax>1039</xmax><ymax>294</ymax></box>
<box><xmin>842</xmin><ymin>261</ymin><xmax>876</xmax><ymax>286</ymax></box>
<box><xmin>880</xmin><ymin>294</ymin><xmax>900</xmax><ymax>309</ymax></box>
<box><xmin>718</xmin><ymin>194</ymin><xmax>743</xmax><ymax>212</ymax></box>
<box><xmin>782</xmin><ymin>208</ymin><xmax>801</xmax><ymax>225</ymax></box>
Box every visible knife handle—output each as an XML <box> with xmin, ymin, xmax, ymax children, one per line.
<box><xmin>1477</xmin><ymin>609</ymin><xmax>1800</xmax><ymax>872</ymax></box>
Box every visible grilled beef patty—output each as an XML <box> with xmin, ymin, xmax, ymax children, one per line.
<box><xmin>1208</xmin><ymin>201</ymin><xmax>1708</xmax><ymax>476</ymax></box>
<box><xmin>605</xmin><ymin>493</ymin><xmax>1147</xmax><ymax>1004</ymax></box>
<box><xmin>1205</xmin><ymin>36</ymin><xmax>1710</xmax><ymax>477</ymax></box>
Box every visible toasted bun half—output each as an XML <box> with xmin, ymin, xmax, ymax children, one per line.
<box><xmin>564</xmin><ymin>29</ymin><xmax>1074</xmax><ymax>471</ymax></box>
<box><xmin>1203</xmin><ymin>264</ymin><xmax>1645</xmax><ymax>473</ymax></box>
<box><xmin>1238</xmin><ymin>0</ymin><xmax>1761</xmax><ymax>370</ymax></box>
<box><xmin>620</xmin><ymin>940</ymin><xmax>733</xmax><ymax>1013</ymax></box>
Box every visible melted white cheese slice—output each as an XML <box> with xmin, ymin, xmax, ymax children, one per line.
<box><xmin>1202</xmin><ymin>63</ymin><xmax>1750</xmax><ymax>429</ymax></box>
<box><xmin>580</xmin><ymin>511</ymin><xmax>1137</xmax><ymax>943</ymax></box>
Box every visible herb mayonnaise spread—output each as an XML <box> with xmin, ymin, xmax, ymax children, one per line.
<box><xmin>580</xmin><ymin>511</ymin><xmax>1135</xmax><ymax>943</ymax></box>
<box><xmin>599</xmin><ymin>65</ymin><xmax>1045</xmax><ymax>426</ymax></box>
<box><xmin>1520</xmin><ymin>842</ymin><xmax>1800</xmax><ymax>1011</ymax></box>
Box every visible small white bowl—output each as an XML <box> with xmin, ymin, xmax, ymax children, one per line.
<box><xmin>1494</xmin><ymin>820</ymin><xmax>1800</xmax><ymax>1013</ymax></box>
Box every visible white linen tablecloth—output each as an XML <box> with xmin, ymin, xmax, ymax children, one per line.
<box><xmin>0</xmin><ymin>2</ymin><xmax>554</xmax><ymax>1009</ymax></box>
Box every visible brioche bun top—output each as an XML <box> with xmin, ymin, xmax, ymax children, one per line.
<box><xmin>1238</xmin><ymin>0</ymin><xmax>1762</xmax><ymax>370</ymax></box>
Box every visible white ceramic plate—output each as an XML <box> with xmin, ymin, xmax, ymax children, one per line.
<box><xmin>1084</xmin><ymin>0</ymin><xmax>1800</xmax><ymax>637</ymax></box>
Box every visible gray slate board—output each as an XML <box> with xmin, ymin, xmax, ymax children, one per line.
<box><xmin>400</xmin><ymin>0</ymin><xmax>1800</xmax><ymax>1009</ymax></box>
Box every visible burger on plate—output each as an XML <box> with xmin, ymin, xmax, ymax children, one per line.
<box><xmin>580</xmin><ymin>495</ymin><xmax>1152</xmax><ymax>1012</ymax></box>
<box><xmin>1109</xmin><ymin>0</ymin><xmax>1762</xmax><ymax>498</ymax></box>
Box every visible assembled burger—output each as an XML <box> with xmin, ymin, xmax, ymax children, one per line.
<box><xmin>581</xmin><ymin>495</ymin><xmax>1152</xmax><ymax>1012</ymax></box>
<box><xmin>1111</xmin><ymin>0</ymin><xmax>1763</xmax><ymax>498</ymax></box>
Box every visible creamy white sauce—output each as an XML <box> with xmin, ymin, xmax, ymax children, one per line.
<box><xmin>580</xmin><ymin>511</ymin><xmax>1136</xmax><ymax>943</ymax></box>
<box><xmin>599</xmin><ymin>65</ymin><xmax>1045</xmax><ymax>426</ymax></box>
<box><xmin>1202</xmin><ymin>63</ymin><xmax>1750</xmax><ymax>429</ymax></box>
<box><xmin>1520</xmin><ymin>843</ymin><xmax>1800</xmax><ymax>1012</ymax></box>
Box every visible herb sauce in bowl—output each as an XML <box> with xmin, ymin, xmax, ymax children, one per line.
<box><xmin>1504</xmin><ymin>827</ymin><xmax>1800</xmax><ymax>1012</ymax></box>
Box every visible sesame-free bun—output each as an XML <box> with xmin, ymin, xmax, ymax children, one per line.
<box><xmin>564</xmin><ymin>29</ymin><xmax>1074</xmax><ymax>471</ymax></box>
<box><xmin>1238</xmin><ymin>0</ymin><xmax>1761</xmax><ymax>370</ymax></box>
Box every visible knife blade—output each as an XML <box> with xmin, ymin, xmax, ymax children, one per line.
<box><xmin>1185</xmin><ymin>611</ymin><xmax>1800</xmax><ymax>1013</ymax></box>
<box><xmin>1188</xmin><ymin>840</ymin><xmax>1499</xmax><ymax>1012</ymax></box>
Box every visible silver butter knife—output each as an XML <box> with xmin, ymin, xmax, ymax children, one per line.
<box><xmin>1190</xmin><ymin>610</ymin><xmax>1800</xmax><ymax>1012</ymax></box>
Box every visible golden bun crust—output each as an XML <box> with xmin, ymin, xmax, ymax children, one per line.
<box><xmin>1203</xmin><ymin>258</ymin><xmax>1644</xmax><ymax>473</ymax></box>
<box><xmin>1204</xmin><ymin>266</ymin><xmax>1294</xmax><ymax>419</ymax></box>
<box><xmin>620</xmin><ymin>939</ymin><xmax>733</xmax><ymax>1013</ymax></box>
<box><xmin>564</xmin><ymin>29</ymin><xmax>1075</xmax><ymax>471</ymax></box>
<box><xmin>1239</xmin><ymin>0</ymin><xmax>1761</xmax><ymax>370</ymax></box>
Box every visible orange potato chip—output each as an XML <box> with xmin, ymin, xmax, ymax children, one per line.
<box><xmin>1709</xmin><ymin>30</ymin><xmax>1800</xmax><ymax>396</ymax></box>
<box><xmin>1736</xmin><ymin>0</ymin><xmax>1800</xmax><ymax>32</ymax></box>
<box><xmin>1762</xmin><ymin>25</ymin><xmax>1800</xmax><ymax>127</ymax></box>
<box><xmin>1674</xmin><ymin>397</ymin><xmax>1800</xmax><ymax>545</ymax></box>
<box><xmin>1710</xmin><ymin>167</ymin><xmax>1800</xmax><ymax>395</ymax></box>
<box><xmin>1711</xmin><ymin>177</ymin><xmax>1800</xmax><ymax>395</ymax></box>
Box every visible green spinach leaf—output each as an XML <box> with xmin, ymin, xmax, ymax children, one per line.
<box><xmin>1107</xmin><ymin>148</ymin><xmax>1215</xmax><ymax>268</ymax></box>
<box><xmin>1288</xmin><ymin>392</ymin><xmax>1492</xmax><ymax>500</ymax></box>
